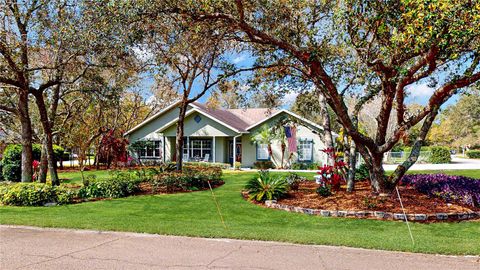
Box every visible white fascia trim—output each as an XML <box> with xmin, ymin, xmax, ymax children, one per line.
<box><xmin>124</xmin><ymin>100</ymin><xmax>182</xmax><ymax>136</ymax></box>
<box><xmin>245</xmin><ymin>109</ymin><xmax>339</xmax><ymax>136</ymax></box>
<box><xmin>157</xmin><ymin>108</ymin><xmax>247</xmax><ymax>134</ymax></box>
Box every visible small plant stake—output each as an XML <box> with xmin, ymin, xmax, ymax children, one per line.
<box><xmin>208</xmin><ymin>181</ymin><xmax>227</xmax><ymax>229</ymax></box>
<box><xmin>396</xmin><ymin>186</ymin><xmax>415</xmax><ymax>246</ymax></box>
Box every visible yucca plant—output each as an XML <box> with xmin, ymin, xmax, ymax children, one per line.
<box><xmin>245</xmin><ymin>171</ymin><xmax>288</xmax><ymax>202</ymax></box>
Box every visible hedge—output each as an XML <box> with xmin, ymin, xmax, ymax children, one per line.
<box><xmin>0</xmin><ymin>183</ymin><xmax>76</xmax><ymax>206</ymax></box>
<box><xmin>429</xmin><ymin>146</ymin><xmax>451</xmax><ymax>164</ymax></box>
<box><xmin>1</xmin><ymin>144</ymin><xmax>65</xmax><ymax>181</ymax></box>
<box><xmin>78</xmin><ymin>172</ymin><xmax>142</xmax><ymax>199</ymax></box>
<box><xmin>466</xmin><ymin>150</ymin><xmax>480</xmax><ymax>159</ymax></box>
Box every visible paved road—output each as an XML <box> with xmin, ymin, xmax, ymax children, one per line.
<box><xmin>1</xmin><ymin>226</ymin><xmax>478</xmax><ymax>270</ymax></box>
<box><xmin>383</xmin><ymin>157</ymin><xmax>480</xmax><ymax>171</ymax></box>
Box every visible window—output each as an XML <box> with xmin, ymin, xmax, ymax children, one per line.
<box><xmin>140</xmin><ymin>140</ymin><xmax>162</xmax><ymax>159</ymax></box>
<box><xmin>256</xmin><ymin>143</ymin><xmax>269</xmax><ymax>160</ymax></box>
<box><xmin>297</xmin><ymin>140</ymin><xmax>313</xmax><ymax>162</ymax></box>
<box><xmin>183</xmin><ymin>138</ymin><xmax>212</xmax><ymax>161</ymax></box>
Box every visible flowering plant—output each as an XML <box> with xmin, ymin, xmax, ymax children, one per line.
<box><xmin>401</xmin><ymin>174</ymin><xmax>480</xmax><ymax>207</ymax></box>
<box><xmin>32</xmin><ymin>160</ymin><xmax>40</xmax><ymax>182</ymax></box>
<box><xmin>317</xmin><ymin>148</ymin><xmax>347</xmax><ymax>192</ymax></box>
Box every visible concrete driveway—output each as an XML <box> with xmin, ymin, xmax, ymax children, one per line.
<box><xmin>1</xmin><ymin>226</ymin><xmax>478</xmax><ymax>270</ymax></box>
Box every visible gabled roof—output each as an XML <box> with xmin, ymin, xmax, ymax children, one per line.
<box><xmin>125</xmin><ymin>100</ymin><xmax>326</xmax><ymax>136</ymax></box>
<box><xmin>192</xmin><ymin>102</ymin><xmax>277</xmax><ymax>132</ymax></box>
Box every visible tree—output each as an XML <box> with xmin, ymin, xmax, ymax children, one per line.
<box><xmin>0</xmin><ymin>0</ymin><xmax>128</xmax><ymax>184</ymax></box>
<box><xmin>428</xmin><ymin>92</ymin><xmax>480</xmax><ymax>148</ymax></box>
<box><xmin>250</xmin><ymin>124</ymin><xmax>278</xmax><ymax>166</ymax></box>
<box><xmin>169</xmin><ymin>0</ymin><xmax>480</xmax><ymax>194</ymax></box>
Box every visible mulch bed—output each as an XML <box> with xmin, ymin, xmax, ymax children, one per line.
<box><xmin>277</xmin><ymin>181</ymin><xmax>479</xmax><ymax>214</ymax></box>
<box><xmin>136</xmin><ymin>181</ymin><xmax>224</xmax><ymax>195</ymax></box>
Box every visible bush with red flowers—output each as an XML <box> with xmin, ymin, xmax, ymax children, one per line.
<box><xmin>316</xmin><ymin>148</ymin><xmax>347</xmax><ymax>195</ymax></box>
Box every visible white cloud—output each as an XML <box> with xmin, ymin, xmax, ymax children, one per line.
<box><xmin>132</xmin><ymin>45</ymin><xmax>154</xmax><ymax>63</ymax></box>
<box><xmin>282</xmin><ymin>91</ymin><xmax>299</xmax><ymax>107</ymax></box>
<box><xmin>232</xmin><ymin>55</ymin><xmax>246</xmax><ymax>64</ymax></box>
<box><xmin>407</xmin><ymin>83</ymin><xmax>435</xmax><ymax>98</ymax></box>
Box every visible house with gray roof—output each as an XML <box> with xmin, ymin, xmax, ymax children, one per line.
<box><xmin>125</xmin><ymin>100</ymin><xmax>331</xmax><ymax>168</ymax></box>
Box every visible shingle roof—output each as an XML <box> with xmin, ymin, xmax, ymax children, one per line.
<box><xmin>192</xmin><ymin>102</ymin><xmax>278</xmax><ymax>132</ymax></box>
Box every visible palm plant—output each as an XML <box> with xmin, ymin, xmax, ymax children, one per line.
<box><xmin>245</xmin><ymin>171</ymin><xmax>288</xmax><ymax>202</ymax></box>
<box><xmin>251</xmin><ymin>124</ymin><xmax>277</xmax><ymax>166</ymax></box>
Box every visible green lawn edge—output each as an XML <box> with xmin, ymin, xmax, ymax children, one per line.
<box><xmin>1</xmin><ymin>170</ymin><xmax>479</xmax><ymax>256</ymax></box>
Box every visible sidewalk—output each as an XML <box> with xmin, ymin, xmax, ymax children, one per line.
<box><xmin>1</xmin><ymin>225</ymin><xmax>478</xmax><ymax>270</ymax></box>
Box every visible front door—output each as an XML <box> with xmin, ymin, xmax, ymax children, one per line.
<box><xmin>228</xmin><ymin>141</ymin><xmax>242</xmax><ymax>165</ymax></box>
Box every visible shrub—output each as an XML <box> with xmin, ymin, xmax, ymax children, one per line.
<box><xmin>253</xmin><ymin>161</ymin><xmax>274</xmax><ymax>169</ymax></box>
<box><xmin>466</xmin><ymin>150</ymin><xmax>480</xmax><ymax>159</ymax></box>
<box><xmin>316</xmin><ymin>186</ymin><xmax>332</xmax><ymax>197</ymax></box>
<box><xmin>2</xmin><ymin>163</ymin><xmax>21</xmax><ymax>182</ymax></box>
<box><xmin>0</xmin><ymin>162</ymin><xmax>3</xmax><ymax>181</ymax></box>
<box><xmin>0</xmin><ymin>183</ymin><xmax>76</xmax><ymax>206</ymax></box>
<box><xmin>78</xmin><ymin>172</ymin><xmax>142</xmax><ymax>199</ymax></box>
<box><xmin>151</xmin><ymin>165</ymin><xmax>223</xmax><ymax>192</ymax></box>
<box><xmin>291</xmin><ymin>162</ymin><xmax>320</xmax><ymax>170</ymax></box>
<box><xmin>245</xmin><ymin>171</ymin><xmax>288</xmax><ymax>201</ymax></box>
<box><xmin>401</xmin><ymin>174</ymin><xmax>480</xmax><ymax>207</ymax></box>
<box><xmin>285</xmin><ymin>173</ymin><xmax>304</xmax><ymax>191</ymax></box>
<box><xmin>429</xmin><ymin>146</ymin><xmax>451</xmax><ymax>164</ymax></box>
<box><xmin>1</xmin><ymin>144</ymin><xmax>63</xmax><ymax>181</ymax></box>
<box><xmin>355</xmin><ymin>164</ymin><xmax>370</xmax><ymax>181</ymax></box>
<box><xmin>182</xmin><ymin>161</ymin><xmax>231</xmax><ymax>169</ymax></box>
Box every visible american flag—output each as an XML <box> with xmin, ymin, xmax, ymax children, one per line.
<box><xmin>284</xmin><ymin>126</ymin><xmax>297</xmax><ymax>153</ymax></box>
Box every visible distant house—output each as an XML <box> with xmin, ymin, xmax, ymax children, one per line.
<box><xmin>125</xmin><ymin>101</ymin><xmax>332</xmax><ymax>168</ymax></box>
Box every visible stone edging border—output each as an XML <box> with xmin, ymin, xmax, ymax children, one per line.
<box><xmin>264</xmin><ymin>200</ymin><xmax>480</xmax><ymax>222</ymax></box>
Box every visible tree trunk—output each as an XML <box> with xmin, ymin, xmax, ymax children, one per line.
<box><xmin>34</xmin><ymin>93</ymin><xmax>60</xmax><ymax>185</ymax></box>
<box><xmin>365</xmin><ymin>153</ymin><xmax>391</xmax><ymax>195</ymax></box>
<box><xmin>387</xmin><ymin>109</ymin><xmax>439</xmax><ymax>187</ymax></box>
<box><xmin>39</xmin><ymin>139</ymin><xmax>48</xmax><ymax>183</ymax></box>
<box><xmin>318</xmin><ymin>92</ymin><xmax>334</xmax><ymax>164</ymax></box>
<box><xmin>175</xmin><ymin>103</ymin><xmax>187</xmax><ymax>171</ymax></box>
<box><xmin>346</xmin><ymin>140</ymin><xmax>357</xmax><ymax>192</ymax></box>
<box><xmin>18</xmin><ymin>91</ymin><xmax>33</xmax><ymax>183</ymax></box>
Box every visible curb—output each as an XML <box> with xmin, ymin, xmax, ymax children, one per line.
<box><xmin>264</xmin><ymin>200</ymin><xmax>480</xmax><ymax>222</ymax></box>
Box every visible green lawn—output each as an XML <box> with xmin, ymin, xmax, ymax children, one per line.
<box><xmin>1</xmin><ymin>169</ymin><xmax>479</xmax><ymax>255</ymax></box>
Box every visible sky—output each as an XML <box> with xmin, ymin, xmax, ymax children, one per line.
<box><xmin>137</xmin><ymin>50</ymin><xmax>462</xmax><ymax>111</ymax></box>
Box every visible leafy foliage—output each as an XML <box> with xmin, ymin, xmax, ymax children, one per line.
<box><xmin>97</xmin><ymin>128</ymin><xmax>129</xmax><ymax>167</ymax></box>
<box><xmin>151</xmin><ymin>166</ymin><xmax>223</xmax><ymax>192</ymax></box>
<box><xmin>429</xmin><ymin>146</ymin><xmax>451</xmax><ymax>164</ymax></box>
<box><xmin>78</xmin><ymin>172</ymin><xmax>142</xmax><ymax>199</ymax></box>
<box><xmin>466</xmin><ymin>150</ymin><xmax>480</xmax><ymax>159</ymax></box>
<box><xmin>355</xmin><ymin>164</ymin><xmax>370</xmax><ymax>181</ymax></box>
<box><xmin>401</xmin><ymin>174</ymin><xmax>480</xmax><ymax>207</ymax></box>
<box><xmin>253</xmin><ymin>161</ymin><xmax>275</xmax><ymax>169</ymax></box>
<box><xmin>316</xmin><ymin>186</ymin><xmax>332</xmax><ymax>197</ymax></box>
<box><xmin>0</xmin><ymin>183</ymin><xmax>76</xmax><ymax>206</ymax></box>
<box><xmin>285</xmin><ymin>173</ymin><xmax>304</xmax><ymax>191</ymax></box>
<box><xmin>291</xmin><ymin>162</ymin><xmax>320</xmax><ymax>170</ymax></box>
<box><xmin>245</xmin><ymin>171</ymin><xmax>288</xmax><ymax>202</ymax></box>
<box><xmin>1</xmin><ymin>144</ymin><xmax>64</xmax><ymax>181</ymax></box>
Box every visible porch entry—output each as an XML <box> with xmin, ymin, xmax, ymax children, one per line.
<box><xmin>228</xmin><ymin>141</ymin><xmax>242</xmax><ymax>165</ymax></box>
<box><xmin>182</xmin><ymin>138</ymin><xmax>212</xmax><ymax>162</ymax></box>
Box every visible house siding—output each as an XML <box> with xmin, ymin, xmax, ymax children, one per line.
<box><xmin>127</xmin><ymin>106</ymin><xmax>183</xmax><ymax>142</ymax></box>
<box><xmin>241</xmin><ymin>114</ymin><xmax>328</xmax><ymax>168</ymax></box>
<box><xmin>163</xmin><ymin>112</ymin><xmax>239</xmax><ymax>137</ymax></box>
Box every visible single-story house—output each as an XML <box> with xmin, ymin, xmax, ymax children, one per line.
<box><xmin>125</xmin><ymin>101</ymin><xmax>332</xmax><ymax>168</ymax></box>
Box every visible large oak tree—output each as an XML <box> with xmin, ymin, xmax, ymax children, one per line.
<box><xmin>161</xmin><ymin>0</ymin><xmax>480</xmax><ymax>194</ymax></box>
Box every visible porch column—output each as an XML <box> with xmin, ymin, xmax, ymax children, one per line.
<box><xmin>163</xmin><ymin>135</ymin><xmax>166</xmax><ymax>162</ymax></box>
<box><xmin>212</xmin><ymin>136</ymin><xmax>216</xmax><ymax>163</ymax></box>
<box><xmin>232</xmin><ymin>136</ymin><xmax>236</xmax><ymax>165</ymax></box>
<box><xmin>186</xmin><ymin>136</ymin><xmax>190</xmax><ymax>162</ymax></box>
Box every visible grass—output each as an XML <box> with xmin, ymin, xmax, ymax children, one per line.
<box><xmin>0</xmin><ymin>169</ymin><xmax>479</xmax><ymax>255</ymax></box>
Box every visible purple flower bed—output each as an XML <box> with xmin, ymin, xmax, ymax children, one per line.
<box><xmin>400</xmin><ymin>174</ymin><xmax>480</xmax><ymax>208</ymax></box>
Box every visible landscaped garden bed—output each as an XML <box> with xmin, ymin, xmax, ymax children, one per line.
<box><xmin>0</xmin><ymin>165</ymin><xmax>224</xmax><ymax>206</ymax></box>
<box><xmin>243</xmin><ymin>171</ymin><xmax>480</xmax><ymax>222</ymax></box>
